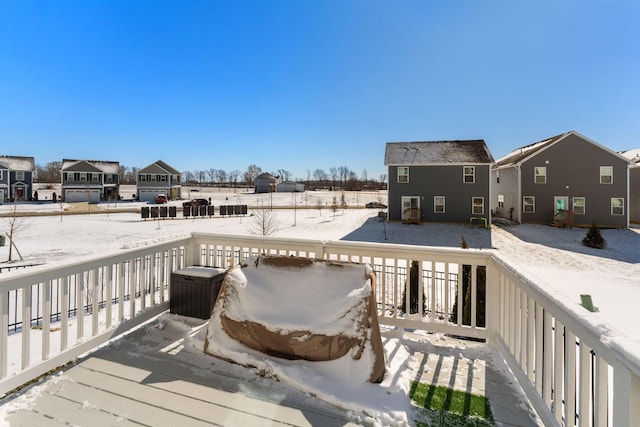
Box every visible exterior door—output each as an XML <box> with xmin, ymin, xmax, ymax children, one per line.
<box><xmin>554</xmin><ymin>196</ymin><xmax>568</xmax><ymax>214</ymax></box>
<box><xmin>401</xmin><ymin>196</ymin><xmax>420</xmax><ymax>221</ymax></box>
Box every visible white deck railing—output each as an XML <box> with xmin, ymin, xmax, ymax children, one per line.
<box><xmin>1</xmin><ymin>232</ymin><xmax>639</xmax><ymax>426</ymax></box>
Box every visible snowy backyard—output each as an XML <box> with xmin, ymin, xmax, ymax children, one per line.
<box><xmin>1</xmin><ymin>188</ymin><xmax>639</xmax><ymax>425</ymax></box>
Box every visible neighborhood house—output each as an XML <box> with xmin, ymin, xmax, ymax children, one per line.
<box><xmin>0</xmin><ymin>155</ymin><xmax>35</xmax><ymax>203</ymax></box>
<box><xmin>61</xmin><ymin>159</ymin><xmax>121</xmax><ymax>203</ymax></box>
<box><xmin>136</xmin><ymin>160</ymin><xmax>182</xmax><ymax>202</ymax></box>
<box><xmin>384</xmin><ymin>140</ymin><xmax>494</xmax><ymax>225</ymax></box>
<box><xmin>492</xmin><ymin>131</ymin><xmax>631</xmax><ymax>228</ymax></box>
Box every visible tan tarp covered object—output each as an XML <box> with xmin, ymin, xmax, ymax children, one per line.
<box><xmin>205</xmin><ymin>255</ymin><xmax>386</xmax><ymax>383</ymax></box>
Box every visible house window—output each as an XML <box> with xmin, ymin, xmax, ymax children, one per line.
<box><xmin>600</xmin><ymin>166</ymin><xmax>613</xmax><ymax>184</ymax></box>
<box><xmin>160</xmin><ymin>175</ymin><xmax>167</xmax><ymax>182</ymax></box>
<box><xmin>611</xmin><ymin>198</ymin><xmax>624</xmax><ymax>215</ymax></box>
<box><xmin>534</xmin><ymin>167</ymin><xmax>547</xmax><ymax>184</ymax></box>
<box><xmin>80</xmin><ymin>173</ymin><xmax>87</xmax><ymax>181</ymax></box>
<box><xmin>498</xmin><ymin>194</ymin><xmax>504</xmax><ymax>209</ymax></box>
<box><xmin>472</xmin><ymin>197</ymin><xmax>484</xmax><ymax>214</ymax></box>
<box><xmin>495</xmin><ymin>170</ymin><xmax>500</xmax><ymax>184</ymax></box>
<box><xmin>463</xmin><ymin>166</ymin><xmax>475</xmax><ymax>183</ymax></box>
<box><xmin>15</xmin><ymin>171</ymin><xmax>25</xmax><ymax>180</ymax></box>
<box><xmin>92</xmin><ymin>173</ymin><xmax>100</xmax><ymax>182</ymax></box>
<box><xmin>573</xmin><ymin>197</ymin><xmax>585</xmax><ymax>215</ymax></box>
<box><xmin>398</xmin><ymin>167</ymin><xmax>409</xmax><ymax>183</ymax></box>
<box><xmin>523</xmin><ymin>196</ymin><xmax>535</xmax><ymax>213</ymax></box>
<box><xmin>434</xmin><ymin>196</ymin><xmax>445</xmax><ymax>213</ymax></box>
<box><xmin>0</xmin><ymin>170</ymin><xmax>3</xmax><ymax>179</ymax></box>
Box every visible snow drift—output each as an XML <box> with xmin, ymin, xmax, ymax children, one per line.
<box><xmin>204</xmin><ymin>255</ymin><xmax>386</xmax><ymax>383</ymax></box>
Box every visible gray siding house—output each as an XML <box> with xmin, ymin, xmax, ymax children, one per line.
<box><xmin>0</xmin><ymin>155</ymin><xmax>36</xmax><ymax>203</ymax></box>
<box><xmin>384</xmin><ymin>140</ymin><xmax>494</xmax><ymax>224</ymax></box>
<box><xmin>492</xmin><ymin>131</ymin><xmax>631</xmax><ymax>228</ymax></box>
<box><xmin>255</xmin><ymin>173</ymin><xmax>278</xmax><ymax>193</ymax></box>
<box><xmin>136</xmin><ymin>160</ymin><xmax>182</xmax><ymax>202</ymax></box>
<box><xmin>61</xmin><ymin>159</ymin><xmax>120</xmax><ymax>203</ymax></box>
<box><xmin>620</xmin><ymin>148</ymin><xmax>640</xmax><ymax>224</ymax></box>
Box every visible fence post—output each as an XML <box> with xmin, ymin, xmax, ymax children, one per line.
<box><xmin>485</xmin><ymin>259</ymin><xmax>500</xmax><ymax>347</ymax></box>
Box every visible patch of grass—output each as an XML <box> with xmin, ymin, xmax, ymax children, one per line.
<box><xmin>410</xmin><ymin>382</ymin><xmax>494</xmax><ymax>427</ymax></box>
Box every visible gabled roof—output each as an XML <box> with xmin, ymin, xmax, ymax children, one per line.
<box><xmin>139</xmin><ymin>160</ymin><xmax>181</xmax><ymax>175</ymax></box>
<box><xmin>62</xmin><ymin>159</ymin><xmax>120</xmax><ymax>174</ymax></box>
<box><xmin>256</xmin><ymin>172</ymin><xmax>278</xmax><ymax>180</ymax></box>
<box><xmin>494</xmin><ymin>131</ymin><xmax>631</xmax><ymax>168</ymax></box>
<box><xmin>0</xmin><ymin>155</ymin><xmax>35</xmax><ymax>171</ymax></box>
<box><xmin>384</xmin><ymin>140</ymin><xmax>494</xmax><ymax>166</ymax></box>
<box><xmin>620</xmin><ymin>148</ymin><xmax>640</xmax><ymax>164</ymax></box>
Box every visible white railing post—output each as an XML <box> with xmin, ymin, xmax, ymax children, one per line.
<box><xmin>0</xmin><ymin>291</ymin><xmax>7</xmax><ymax>380</ymax></box>
<box><xmin>485</xmin><ymin>261</ymin><xmax>500</xmax><ymax>346</ymax></box>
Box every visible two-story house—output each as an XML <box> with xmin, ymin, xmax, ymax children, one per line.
<box><xmin>136</xmin><ymin>160</ymin><xmax>182</xmax><ymax>202</ymax></box>
<box><xmin>61</xmin><ymin>159</ymin><xmax>120</xmax><ymax>203</ymax></box>
<box><xmin>384</xmin><ymin>140</ymin><xmax>494</xmax><ymax>224</ymax></box>
<box><xmin>492</xmin><ymin>131</ymin><xmax>631</xmax><ymax>228</ymax></box>
<box><xmin>0</xmin><ymin>155</ymin><xmax>35</xmax><ymax>203</ymax></box>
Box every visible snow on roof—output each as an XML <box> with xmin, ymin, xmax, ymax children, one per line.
<box><xmin>493</xmin><ymin>132</ymin><xmax>570</xmax><ymax>167</ymax></box>
<box><xmin>620</xmin><ymin>148</ymin><xmax>640</xmax><ymax>164</ymax></box>
<box><xmin>0</xmin><ymin>155</ymin><xmax>35</xmax><ymax>171</ymax></box>
<box><xmin>384</xmin><ymin>140</ymin><xmax>494</xmax><ymax>166</ymax></box>
<box><xmin>62</xmin><ymin>159</ymin><xmax>120</xmax><ymax>174</ymax></box>
<box><xmin>139</xmin><ymin>160</ymin><xmax>181</xmax><ymax>174</ymax></box>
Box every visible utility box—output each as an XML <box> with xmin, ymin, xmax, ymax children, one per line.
<box><xmin>170</xmin><ymin>266</ymin><xmax>227</xmax><ymax>319</ymax></box>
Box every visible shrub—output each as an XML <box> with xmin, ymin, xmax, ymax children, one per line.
<box><xmin>582</xmin><ymin>223</ymin><xmax>606</xmax><ymax>249</ymax></box>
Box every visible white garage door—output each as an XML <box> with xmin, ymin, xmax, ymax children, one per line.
<box><xmin>138</xmin><ymin>190</ymin><xmax>162</xmax><ymax>203</ymax></box>
<box><xmin>65</xmin><ymin>189</ymin><xmax>100</xmax><ymax>203</ymax></box>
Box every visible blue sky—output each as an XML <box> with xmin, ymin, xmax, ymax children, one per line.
<box><xmin>1</xmin><ymin>1</ymin><xmax>639</xmax><ymax>181</ymax></box>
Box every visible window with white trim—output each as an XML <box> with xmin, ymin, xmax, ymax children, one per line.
<box><xmin>397</xmin><ymin>167</ymin><xmax>409</xmax><ymax>183</ymax></box>
<box><xmin>0</xmin><ymin>170</ymin><xmax>3</xmax><ymax>180</ymax></box>
<box><xmin>600</xmin><ymin>166</ymin><xmax>613</xmax><ymax>184</ymax></box>
<box><xmin>523</xmin><ymin>196</ymin><xmax>535</xmax><ymax>213</ymax></box>
<box><xmin>80</xmin><ymin>172</ymin><xmax>87</xmax><ymax>181</ymax></box>
<box><xmin>496</xmin><ymin>170</ymin><xmax>500</xmax><ymax>184</ymax></box>
<box><xmin>434</xmin><ymin>196</ymin><xmax>445</xmax><ymax>213</ymax></box>
<box><xmin>572</xmin><ymin>197</ymin><xmax>585</xmax><ymax>215</ymax></box>
<box><xmin>611</xmin><ymin>198</ymin><xmax>624</xmax><ymax>215</ymax></box>
<box><xmin>472</xmin><ymin>197</ymin><xmax>484</xmax><ymax>214</ymax></box>
<box><xmin>534</xmin><ymin>167</ymin><xmax>547</xmax><ymax>183</ymax></box>
<box><xmin>16</xmin><ymin>171</ymin><xmax>25</xmax><ymax>180</ymax></box>
<box><xmin>92</xmin><ymin>173</ymin><xmax>100</xmax><ymax>182</ymax></box>
<box><xmin>498</xmin><ymin>194</ymin><xmax>504</xmax><ymax>208</ymax></box>
<box><xmin>463</xmin><ymin>166</ymin><xmax>475</xmax><ymax>183</ymax></box>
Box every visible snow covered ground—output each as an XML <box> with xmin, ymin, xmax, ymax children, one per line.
<box><xmin>1</xmin><ymin>190</ymin><xmax>639</xmax><ymax>425</ymax></box>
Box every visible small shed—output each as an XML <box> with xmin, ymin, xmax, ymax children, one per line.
<box><xmin>254</xmin><ymin>173</ymin><xmax>278</xmax><ymax>193</ymax></box>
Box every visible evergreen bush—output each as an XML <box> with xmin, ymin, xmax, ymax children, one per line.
<box><xmin>582</xmin><ymin>222</ymin><xmax>606</xmax><ymax>249</ymax></box>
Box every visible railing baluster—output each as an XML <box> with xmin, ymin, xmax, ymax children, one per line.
<box><xmin>42</xmin><ymin>280</ymin><xmax>51</xmax><ymax>360</ymax></box>
<box><xmin>61</xmin><ymin>276</ymin><xmax>68</xmax><ymax>352</ymax></box>
<box><xmin>21</xmin><ymin>286</ymin><xmax>31</xmax><ymax>370</ymax></box>
<box><xmin>565</xmin><ymin>331</ymin><xmax>577</xmax><ymax>426</ymax></box>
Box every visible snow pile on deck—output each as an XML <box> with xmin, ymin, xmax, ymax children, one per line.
<box><xmin>205</xmin><ymin>255</ymin><xmax>385</xmax><ymax>383</ymax></box>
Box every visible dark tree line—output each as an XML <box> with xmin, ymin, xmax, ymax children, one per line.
<box><xmin>35</xmin><ymin>161</ymin><xmax>387</xmax><ymax>190</ymax></box>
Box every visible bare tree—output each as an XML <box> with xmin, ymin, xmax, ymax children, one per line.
<box><xmin>329</xmin><ymin>167</ymin><xmax>338</xmax><ymax>189</ymax></box>
<box><xmin>208</xmin><ymin>168</ymin><xmax>217</xmax><ymax>184</ymax></box>
<box><xmin>379</xmin><ymin>173</ymin><xmax>387</xmax><ymax>184</ymax></box>
<box><xmin>338</xmin><ymin>166</ymin><xmax>349</xmax><ymax>189</ymax></box>
<box><xmin>277</xmin><ymin>169</ymin><xmax>292</xmax><ymax>182</ymax></box>
<box><xmin>2</xmin><ymin>206</ymin><xmax>27</xmax><ymax>262</ymax></box>
<box><xmin>313</xmin><ymin>168</ymin><xmax>327</xmax><ymax>184</ymax></box>
<box><xmin>229</xmin><ymin>170</ymin><xmax>240</xmax><ymax>187</ymax></box>
<box><xmin>244</xmin><ymin>165</ymin><xmax>262</xmax><ymax>186</ymax></box>
<box><xmin>250</xmin><ymin>202</ymin><xmax>278</xmax><ymax>236</ymax></box>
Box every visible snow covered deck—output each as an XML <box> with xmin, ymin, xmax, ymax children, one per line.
<box><xmin>2</xmin><ymin>314</ymin><xmax>540</xmax><ymax>426</ymax></box>
<box><xmin>1</xmin><ymin>231</ymin><xmax>639</xmax><ymax>426</ymax></box>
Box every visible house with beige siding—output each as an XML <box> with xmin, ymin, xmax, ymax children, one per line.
<box><xmin>384</xmin><ymin>140</ymin><xmax>494</xmax><ymax>224</ymax></box>
<box><xmin>61</xmin><ymin>159</ymin><xmax>120</xmax><ymax>202</ymax></box>
<box><xmin>136</xmin><ymin>160</ymin><xmax>182</xmax><ymax>202</ymax></box>
<box><xmin>492</xmin><ymin>131</ymin><xmax>631</xmax><ymax>228</ymax></box>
